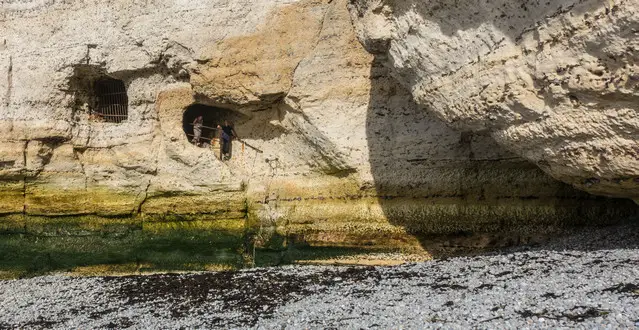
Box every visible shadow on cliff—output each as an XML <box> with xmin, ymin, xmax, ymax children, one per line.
<box><xmin>365</xmin><ymin>58</ymin><xmax>639</xmax><ymax>257</ymax></box>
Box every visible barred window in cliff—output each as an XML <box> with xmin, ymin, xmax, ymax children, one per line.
<box><xmin>93</xmin><ymin>77</ymin><xmax>128</xmax><ymax>123</ymax></box>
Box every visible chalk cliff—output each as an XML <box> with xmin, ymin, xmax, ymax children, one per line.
<box><xmin>0</xmin><ymin>0</ymin><xmax>636</xmax><ymax>257</ymax></box>
<box><xmin>348</xmin><ymin>0</ymin><xmax>639</xmax><ymax>203</ymax></box>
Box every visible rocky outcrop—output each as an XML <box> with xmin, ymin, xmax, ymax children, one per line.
<box><xmin>0</xmin><ymin>0</ymin><xmax>636</xmax><ymax>262</ymax></box>
<box><xmin>348</xmin><ymin>0</ymin><xmax>639</xmax><ymax>202</ymax></box>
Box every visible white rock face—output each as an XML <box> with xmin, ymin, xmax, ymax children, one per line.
<box><xmin>0</xmin><ymin>0</ymin><xmax>635</xmax><ymax>248</ymax></box>
<box><xmin>348</xmin><ymin>0</ymin><xmax>639</xmax><ymax>201</ymax></box>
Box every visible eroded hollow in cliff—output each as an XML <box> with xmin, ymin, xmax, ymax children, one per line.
<box><xmin>93</xmin><ymin>77</ymin><xmax>128</xmax><ymax>123</ymax></box>
<box><xmin>182</xmin><ymin>104</ymin><xmax>246</xmax><ymax>145</ymax></box>
<box><xmin>68</xmin><ymin>65</ymin><xmax>129</xmax><ymax>123</ymax></box>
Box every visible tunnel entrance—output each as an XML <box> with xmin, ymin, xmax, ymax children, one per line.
<box><xmin>182</xmin><ymin>104</ymin><xmax>244</xmax><ymax>146</ymax></box>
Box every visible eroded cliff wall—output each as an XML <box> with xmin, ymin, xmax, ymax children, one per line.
<box><xmin>348</xmin><ymin>0</ymin><xmax>639</xmax><ymax>202</ymax></box>
<box><xmin>0</xmin><ymin>0</ymin><xmax>636</xmax><ymax>258</ymax></box>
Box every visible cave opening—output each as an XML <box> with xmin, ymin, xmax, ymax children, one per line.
<box><xmin>182</xmin><ymin>104</ymin><xmax>244</xmax><ymax>146</ymax></box>
<box><xmin>93</xmin><ymin>77</ymin><xmax>128</xmax><ymax>123</ymax></box>
<box><xmin>68</xmin><ymin>65</ymin><xmax>129</xmax><ymax>123</ymax></box>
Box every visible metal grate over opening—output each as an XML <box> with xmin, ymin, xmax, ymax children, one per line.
<box><xmin>93</xmin><ymin>77</ymin><xmax>128</xmax><ymax>123</ymax></box>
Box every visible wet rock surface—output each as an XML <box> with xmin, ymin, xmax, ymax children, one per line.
<box><xmin>1</xmin><ymin>223</ymin><xmax>638</xmax><ymax>329</ymax></box>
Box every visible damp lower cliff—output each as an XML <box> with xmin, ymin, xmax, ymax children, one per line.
<box><xmin>0</xmin><ymin>0</ymin><xmax>637</xmax><ymax>276</ymax></box>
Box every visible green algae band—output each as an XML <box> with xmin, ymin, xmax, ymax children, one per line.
<box><xmin>0</xmin><ymin>215</ymin><xmax>248</xmax><ymax>278</ymax></box>
<box><xmin>1</xmin><ymin>191</ymin><xmax>637</xmax><ymax>278</ymax></box>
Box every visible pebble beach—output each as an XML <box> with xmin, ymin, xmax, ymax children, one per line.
<box><xmin>1</xmin><ymin>223</ymin><xmax>638</xmax><ymax>329</ymax></box>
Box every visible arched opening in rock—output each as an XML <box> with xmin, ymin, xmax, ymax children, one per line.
<box><xmin>182</xmin><ymin>104</ymin><xmax>245</xmax><ymax>146</ymax></box>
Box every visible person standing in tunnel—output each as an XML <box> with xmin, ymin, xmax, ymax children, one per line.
<box><xmin>219</xmin><ymin>120</ymin><xmax>238</xmax><ymax>160</ymax></box>
<box><xmin>192</xmin><ymin>115</ymin><xmax>204</xmax><ymax>147</ymax></box>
